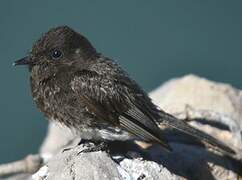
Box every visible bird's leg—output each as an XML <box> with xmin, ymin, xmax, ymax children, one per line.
<box><xmin>77</xmin><ymin>139</ymin><xmax>153</xmax><ymax>162</ymax></box>
<box><xmin>77</xmin><ymin>140</ymin><xmax>134</xmax><ymax>163</ymax></box>
<box><xmin>79</xmin><ymin>141</ymin><xmax>108</xmax><ymax>154</ymax></box>
<box><xmin>78</xmin><ymin>139</ymin><xmax>133</xmax><ymax>154</ymax></box>
<box><xmin>77</xmin><ymin>139</ymin><xmax>108</xmax><ymax>154</ymax></box>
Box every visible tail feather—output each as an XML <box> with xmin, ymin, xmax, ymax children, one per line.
<box><xmin>158</xmin><ymin>112</ymin><xmax>235</xmax><ymax>155</ymax></box>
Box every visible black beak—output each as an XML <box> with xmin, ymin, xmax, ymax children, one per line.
<box><xmin>13</xmin><ymin>56</ymin><xmax>30</xmax><ymax>66</ymax></box>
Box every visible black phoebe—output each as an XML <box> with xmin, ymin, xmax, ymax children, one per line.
<box><xmin>14</xmin><ymin>26</ymin><xmax>235</xmax><ymax>155</ymax></box>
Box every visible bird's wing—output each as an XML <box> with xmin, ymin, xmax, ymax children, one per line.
<box><xmin>71</xmin><ymin>69</ymin><xmax>171</xmax><ymax>151</ymax></box>
<box><xmin>119</xmin><ymin>75</ymin><xmax>236</xmax><ymax>155</ymax></box>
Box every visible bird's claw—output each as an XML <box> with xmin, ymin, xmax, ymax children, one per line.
<box><xmin>77</xmin><ymin>141</ymin><xmax>108</xmax><ymax>155</ymax></box>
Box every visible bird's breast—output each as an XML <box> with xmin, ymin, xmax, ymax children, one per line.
<box><xmin>30</xmin><ymin>75</ymin><xmax>134</xmax><ymax>141</ymax></box>
<box><xmin>30</xmin><ymin>77</ymin><xmax>107</xmax><ymax>130</ymax></box>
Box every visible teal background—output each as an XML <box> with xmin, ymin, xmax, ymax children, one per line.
<box><xmin>0</xmin><ymin>1</ymin><xmax>241</xmax><ymax>163</ymax></box>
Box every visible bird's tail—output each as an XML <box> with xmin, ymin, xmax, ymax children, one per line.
<box><xmin>157</xmin><ymin>111</ymin><xmax>235</xmax><ymax>155</ymax></box>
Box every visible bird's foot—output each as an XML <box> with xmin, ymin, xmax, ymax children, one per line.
<box><xmin>76</xmin><ymin>139</ymin><xmax>152</xmax><ymax>162</ymax></box>
<box><xmin>77</xmin><ymin>140</ymin><xmax>108</xmax><ymax>155</ymax></box>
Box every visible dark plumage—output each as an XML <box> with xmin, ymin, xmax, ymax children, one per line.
<box><xmin>14</xmin><ymin>26</ymin><xmax>235</xmax><ymax>155</ymax></box>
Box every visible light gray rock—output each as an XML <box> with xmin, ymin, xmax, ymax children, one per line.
<box><xmin>38</xmin><ymin>142</ymin><xmax>240</xmax><ymax>180</ymax></box>
<box><xmin>35</xmin><ymin>145</ymin><xmax>180</xmax><ymax>180</ymax></box>
<box><xmin>36</xmin><ymin>74</ymin><xmax>242</xmax><ymax>180</ymax></box>
<box><xmin>149</xmin><ymin>74</ymin><xmax>242</xmax><ymax>179</ymax></box>
<box><xmin>119</xmin><ymin>158</ymin><xmax>181</xmax><ymax>180</ymax></box>
<box><xmin>150</xmin><ymin>74</ymin><xmax>242</xmax><ymax>155</ymax></box>
<box><xmin>150</xmin><ymin>74</ymin><xmax>242</xmax><ymax>130</ymax></box>
<box><xmin>44</xmin><ymin>146</ymin><xmax>121</xmax><ymax>180</ymax></box>
<box><xmin>5</xmin><ymin>74</ymin><xmax>242</xmax><ymax>180</ymax></box>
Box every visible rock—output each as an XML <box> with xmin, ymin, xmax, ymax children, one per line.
<box><xmin>6</xmin><ymin>74</ymin><xmax>242</xmax><ymax>180</ymax></box>
<box><xmin>149</xmin><ymin>74</ymin><xmax>242</xmax><ymax>179</ymax></box>
<box><xmin>150</xmin><ymin>74</ymin><xmax>242</xmax><ymax>129</ymax></box>
<box><xmin>35</xmin><ymin>145</ymin><xmax>181</xmax><ymax>180</ymax></box>
<box><xmin>119</xmin><ymin>158</ymin><xmax>181</xmax><ymax>180</ymax></box>
<box><xmin>150</xmin><ymin>74</ymin><xmax>242</xmax><ymax>154</ymax></box>
<box><xmin>147</xmin><ymin>143</ymin><xmax>241</xmax><ymax>180</ymax></box>
<box><xmin>42</xmin><ymin>146</ymin><xmax>122</xmax><ymax>180</ymax></box>
<box><xmin>36</xmin><ymin>74</ymin><xmax>242</xmax><ymax>180</ymax></box>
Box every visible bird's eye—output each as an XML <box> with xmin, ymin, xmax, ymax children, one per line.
<box><xmin>51</xmin><ymin>49</ymin><xmax>63</xmax><ymax>59</ymax></box>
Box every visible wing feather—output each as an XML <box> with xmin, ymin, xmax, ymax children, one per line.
<box><xmin>71</xmin><ymin>69</ymin><xmax>171</xmax><ymax>150</ymax></box>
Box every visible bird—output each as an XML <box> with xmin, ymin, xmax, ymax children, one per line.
<box><xmin>14</xmin><ymin>26</ymin><xmax>235</xmax><ymax>155</ymax></box>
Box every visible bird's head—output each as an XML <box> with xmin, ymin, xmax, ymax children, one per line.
<box><xmin>14</xmin><ymin>26</ymin><xmax>97</xmax><ymax>79</ymax></box>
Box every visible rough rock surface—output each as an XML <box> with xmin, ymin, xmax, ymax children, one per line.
<box><xmin>150</xmin><ymin>74</ymin><xmax>242</xmax><ymax>153</ymax></box>
<box><xmin>43</xmin><ymin>146</ymin><xmax>121</xmax><ymax>180</ymax></box>
<box><xmin>119</xmin><ymin>158</ymin><xmax>181</xmax><ymax>180</ymax></box>
<box><xmin>150</xmin><ymin>74</ymin><xmax>242</xmax><ymax>129</ymax></box>
<box><xmin>5</xmin><ymin>74</ymin><xmax>242</xmax><ymax>180</ymax></box>
<box><xmin>34</xmin><ymin>145</ymin><xmax>182</xmax><ymax>180</ymax></box>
